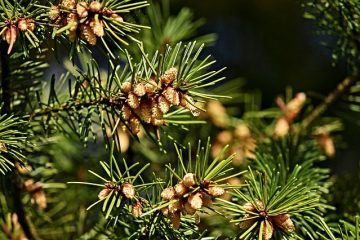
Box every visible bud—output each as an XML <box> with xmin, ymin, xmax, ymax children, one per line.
<box><xmin>188</xmin><ymin>192</ymin><xmax>203</xmax><ymax>209</ymax></box>
<box><xmin>145</xmin><ymin>80</ymin><xmax>158</xmax><ymax>93</ymax></box>
<box><xmin>23</xmin><ymin>180</ymin><xmax>47</xmax><ymax>209</ymax></box>
<box><xmin>89</xmin><ymin>1</ymin><xmax>102</xmax><ymax>12</ymax></box>
<box><xmin>122</xmin><ymin>183</ymin><xmax>135</xmax><ymax>199</ymax></box>
<box><xmin>133</xmin><ymin>83</ymin><xmax>146</xmax><ymax>97</ymax></box>
<box><xmin>26</xmin><ymin>19</ymin><xmax>36</xmax><ymax>32</ymax></box>
<box><xmin>132</xmin><ymin>201</ymin><xmax>142</xmax><ymax>218</ymax></box>
<box><xmin>314</xmin><ymin>129</ymin><xmax>335</xmax><ymax>157</ymax></box>
<box><xmin>174</xmin><ymin>181</ymin><xmax>188</xmax><ymax>197</ymax></box>
<box><xmin>80</xmin><ymin>24</ymin><xmax>97</xmax><ymax>45</ymax></box>
<box><xmin>17</xmin><ymin>19</ymin><xmax>28</xmax><ymax>32</ymax></box>
<box><xmin>129</xmin><ymin>117</ymin><xmax>140</xmax><ymax>134</ymax></box>
<box><xmin>24</xmin><ymin>179</ymin><xmax>35</xmax><ymax>191</ymax></box>
<box><xmin>206</xmin><ymin>100</ymin><xmax>229</xmax><ymax>128</ymax></box>
<box><xmin>110</xmin><ymin>13</ymin><xmax>123</xmax><ymax>22</ymax></box>
<box><xmin>5</xmin><ymin>26</ymin><xmax>18</xmax><ymax>54</ymax></box>
<box><xmin>262</xmin><ymin>220</ymin><xmax>274</xmax><ymax>240</ymax></box>
<box><xmin>243</xmin><ymin>200</ymin><xmax>264</xmax><ymax>212</ymax></box>
<box><xmin>322</xmin><ymin>136</ymin><xmax>335</xmax><ymax>157</ymax></box>
<box><xmin>168</xmin><ymin>200</ymin><xmax>183</xmax><ymax>213</ymax></box>
<box><xmin>160</xmin><ymin>67</ymin><xmax>177</xmax><ymax>85</ymax></box>
<box><xmin>151</xmin><ymin>101</ymin><xmax>163</xmax><ymax>119</ymax></box>
<box><xmin>163</xmin><ymin>87</ymin><xmax>180</xmax><ymax>106</ymax></box>
<box><xmin>15</xmin><ymin>163</ymin><xmax>32</xmax><ymax>174</ymax></box>
<box><xmin>98</xmin><ymin>188</ymin><xmax>111</xmax><ymax>200</ymax></box>
<box><xmin>121</xmin><ymin>104</ymin><xmax>132</xmax><ymax>120</ymax></box>
<box><xmin>216</xmin><ymin>131</ymin><xmax>233</xmax><ymax>144</ymax></box>
<box><xmin>169</xmin><ymin>212</ymin><xmax>181</xmax><ymax>229</ymax></box>
<box><xmin>234</xmin><ymin>124</ymin><xmax>251</xmax><ymax>139</ymax></box>
<box><xmin>49</xmin><ymin>6</ymin><xmax>60</xmax><ymax>21</ymax></box>
<box><xmin>139</xmin><ymin>100</ymin><xmax>152</xmax><ymax>123</ymax></box>
<box><xmin>182</xmin><ymin>173</ymin><xmax>196</xmax><ymax>187</ymax></box>
<box><xmin>89</xmin><ymin>18</ymin><xmax>104</xmax><ymax>37</ymax></box>
<box><xmin>61</xmin><ymin>0</ymin><xmax>76</xmax><ymax>9</ymax></box>
<box><xmin>127</xmin><ymin>92</ymin><xmax>140</xmax><ymax>109</ymax></box>
<box><xmin>158</xmin><ymin>95</ymin><xmax>171</xmax><ymax>113</ymax></box>
<box><xmin>183</xmin><ymin>201</ymin><xmax>196</xmax><ymax>215</ymax></box>
<box><xmin>0</xmin><ymin>142</ymin><xmax>7</xmax><ymax>152</ymax></box>
<box><xmin>243</xmin><ymin>202</ymin><xmax>255</xmax><ymax>212</ymax></box>
<box><xmin>77</xmin><ymin>2</ymin><xmax>89</xmax><ymax>18</ymax></box>
<box><xmin>161</xmin><ymin>187</ymin><xmax>176</xmax><ymax>200</ymax></box>
<box><xmin>286</xmin><ymin>92</ymin><xmax>306</xmax><ymax>115</ymax></box>
<box><xmin>121</xmin><ymin>82</ymin><xmax>132</xmax><ymax>93</ymax></box>
<box><xmin>207</xmin><ymin>186</ymin><xmax>225</xmax><ymax>197</ymax></box>
<box><xmin>33</xmin><ymin>191</ymin><xmax>47</xmax><ymax>209</ymax></box>
<box><xmin>273</xmin><ymin>117</ymin><xmax>289</xmax><ymax>137</ymax></box>
<box><xmin>272</xmin><ymin>213</ymin><xmax>295</xmax><ymax>232</ymax></box>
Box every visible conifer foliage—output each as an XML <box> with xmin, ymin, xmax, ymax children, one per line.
<box><xmin>0</xmin><ymin>0</ymin><xmax>360</xmax><ymax>239</ymax></box>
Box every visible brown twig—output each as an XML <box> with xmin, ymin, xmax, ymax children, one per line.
<box><xmin>301</xmin><ymin>75</ymin><xmax>357</xmax><ymax>129</ymax></box>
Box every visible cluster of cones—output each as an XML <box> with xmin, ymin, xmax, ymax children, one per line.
<box><xmin>98</xmin><ymin>182</ymin><xmax>143</xmax><ymax>217</ymax></box>
<box><xmin>160</xmin><ymin>173</ymin><xmax>225</xmax><ymax>229</ymax></box>
<box><xmin>240</xmin><ymin>200</ymin><xmax>295</xmax><ymax>240</ymax></box>
<box><xmin>212</xmin><ymin>123</ymin><xmax>256</xmax><ymax>165</ymax></box>
<box><xmin>273</xmin><ymin>92</ymin><xmax>306</xmax><ymax>137</ymax></box>
<box><xmin>49</xmin><ymin>0</ymin><xmax>123</xmax><ymax>45</ymax></box>
<box><xmin>120</xmin><ymin>67</ymin><xmax>199</xmax><ymax>135</ymax></box>
<box><xmin>273</xmin><ymin>92</ymin><xmax>335</xmax><ymax>157</ymax></box>
<box><xmin>15</xmin><ymin>163</ymin><xmax>47</xmax><ymax>210</ymax></box>
<box><xmin>1</xmin><ymin>18</ymin><xmax>36</xmax><ymax>54</ymax></box>
<box><xmin>23</xmin><ymin>179</ymin><xmax>47</xmax><ymax>210</ymax></box>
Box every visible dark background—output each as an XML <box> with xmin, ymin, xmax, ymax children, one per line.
<box><xmin>172</xmin><ymin>0</ymin><xmax>359</xmax><ymax>173</ymax></box>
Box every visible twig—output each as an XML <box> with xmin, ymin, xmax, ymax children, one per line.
<box><xmin>301</xmin><ymin>75</ymin><xmax>357</xmax><ymax>129</ymax></box>
<box><xmin>29</xmin><ymin>96</ymin><xmax>124</xmax><ymax>120</ymax></box>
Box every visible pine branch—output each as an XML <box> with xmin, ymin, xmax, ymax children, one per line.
<box><xmin>0</xmin><ymin>44</ymin><xmax>39</xmax><ymax>240</ymax></box>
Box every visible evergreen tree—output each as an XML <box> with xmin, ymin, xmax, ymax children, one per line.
<box><xmin>0</xmin><ymin>0</ymin><xmax>359</xmax><ymax>239</ymax></box>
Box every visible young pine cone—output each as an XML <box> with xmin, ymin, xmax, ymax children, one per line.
<box><xmin>80</xmin><ymin>24</ymin><xmax>97</xmax><ymax>45</ymax></box>
<box><xmin>89</xmin><ymin>18</ymin><xmax>104</xmax><ymax>37</ymax></box>
<box><xmin>160</xmin><ymin>67</ymin><xmax>178</xmax><ymax>85</ymax></box>
<box><xmin>174</xmin><ymin>181</ymin><xmax>188</xmax><ymax>197</ymax></box>
<box><xmin>129</xmin><ymin>117</ymin><xmax>141</xmax><ymax>134</ymax></box>
<box><xmin>272</xmin><ymin>213</ymin><xmax>295</xmax><ymax>232</ymax></box>
<box><xmin>163</xmin><ymin>87</ymin><xmax>180</xmax><ymax>106</ymax></box>
<box><xmin>188</xmin><ymin>192</ymin><xmax>203</xmax><ymax>210</ymax></box>
<box><xmin>89</xmin><ymin>1</ymin><xmax>102</xmax><ymax>12</ymax></box>
<box><xmin>77</xmin><ymin>2</ymin><xmax>89</xmax><ymax>18</ymax></box>
<box><xmin>182</xmin><ymin>173</ymin><xmax>196</xmax><ymax>187</ymax></box>
<box><xmin>161</xmin><ymin>186</ymin><xmax>176</xmax><ymax>200</ymax></box>
<box><xmin>132</xmin><ymin>202</ymin><xmax>142</xmax><ymax>218</ymax></box>
<box><xmin>122</xmin><ymin>183</ymin><xmax>135</xmax><ymax>199</ymax></box>
<box><xmin>207</xmin><ymin>186</ymin><xmax>225</xmax><ymax>197</ymax></box>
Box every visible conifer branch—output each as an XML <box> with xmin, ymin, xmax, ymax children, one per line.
<box><xmin>0</xmin><ymin>44</ymin><xmax>39</xmax><ymax>240</ymax></box>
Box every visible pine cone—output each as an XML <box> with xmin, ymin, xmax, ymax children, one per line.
<box><xmin>77</xmin><ymin>2</ymin><xmax>89</xmax><ymax>18</ymax></box>
<box><xmin>80</xmin><ymin>24</ymin><xmax>96</xmax><ymax>45</ymax></box>
<box><xmin>161</xmin><ymin>187</ymin><xmax>176</xmax><ymax>200</ymax></box>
